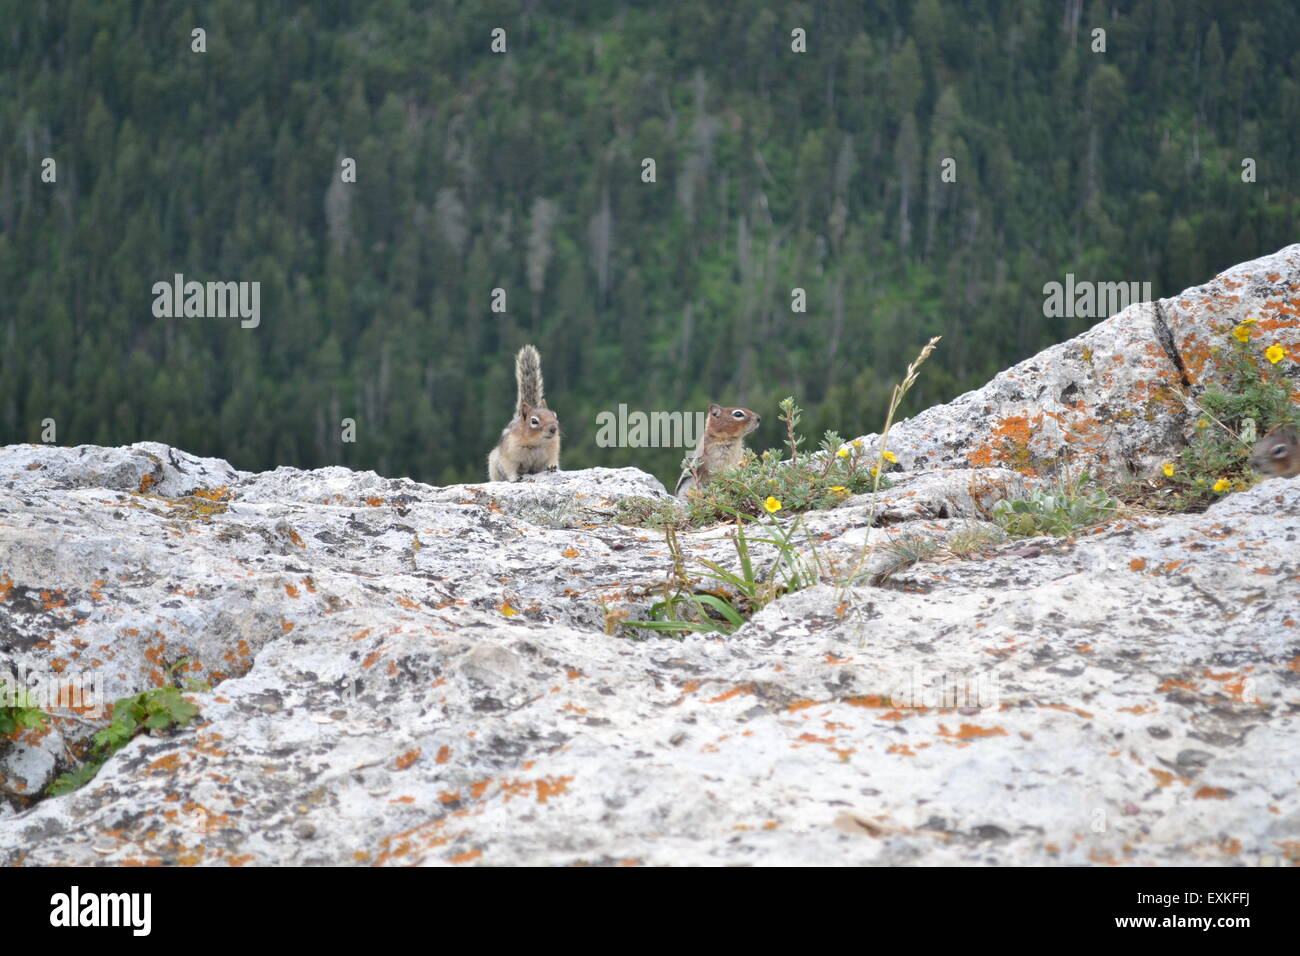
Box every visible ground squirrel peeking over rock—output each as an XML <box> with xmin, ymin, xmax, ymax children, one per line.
<box><xmin>1250</xmin><ymin>425</ymin><xmax>1300</xmax><ymax>478</ymax></box>
<box><xmin>675</xmin><ymin>404</ymin><xmax>761</xmax><ymax>496</ymax></box>
<box><xmin>487</xmin><ymin>345</ymin><xmax>561</xmax><ymax>482</ymax></box>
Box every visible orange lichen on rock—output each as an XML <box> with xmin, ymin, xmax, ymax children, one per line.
<box><xmin>845</xmin><ymin>695</ymin><xmax>890</xmax><ymax>709</ymax></box>
<box><xmin>1202</xmin><ymin>668</ymin><xmax>1254</xmax><ymax>702</ymax></box>
<box><xmin>394</xmin><ymin>749</ymin><xmax>421</xmax><ymax>770</ymax></box>
<box><xmin>1119</xmin><ymin>703</ymin><xmax>1156</xmax><ymax>715</ymax></box>
<box><xmin>192</xmin><ymin>486</ymin><xmax>233</xmax><ymax>502</ymax></box>
<box><xmin>1042</xmin><ymin>703</ymin><xmax>1094</xmax><ymax>719</ymax></box>
<box><xmin>938</xmin><ymin>723</ymin><xmax>1007</xmax><ymax>740</ymax></box>
<box><xmin>1149</xmin><ymin>768</ymin><xmax>1190</xmax><ymax>787</ymax></box>
<box><xmin>148</xmin><ymin>753</ymin><xmax>184</xmax><ymax>773</ymax></box>
<box><xmin>796</xmin><ymin>733</ymin><xmax>834</xmax><ymax>745</ymax></box>
<box><xmin>707</xmin><ymin>685</ymin><xmax>754</xmax><ymax>704</ymax></box>
<box><xmin>966</xmin><ymin>414</ymin><xmax>1041</xmax><ymax>473</ymax></box>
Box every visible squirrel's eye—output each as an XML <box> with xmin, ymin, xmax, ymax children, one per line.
<box><xmin>530</xmin><ymin>417</ymin><xmax>540</xmax><ymax>427</ymax></box>
<box><xmin>1274</xmin><ymin>444</ymin><xmax>1287</xmax><ymax>458</ymax></box>
<box><xmin>732</xmin><ymin>410</ymin><xmax>746</xmax><ymax>419</ymax></box>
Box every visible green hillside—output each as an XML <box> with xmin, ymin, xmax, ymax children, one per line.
<box><xmin>2</xmin><ymin>0</ymin><xmax>1297</xmax><ymax>485</ymax></box>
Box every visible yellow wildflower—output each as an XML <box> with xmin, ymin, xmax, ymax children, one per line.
<box><xmin>829</xmin><ymin>486</ymin><xmax>847</xmax><ymax>494</ymax></box>
<box><xmin>852</xmin><ymin>440</ymin><xmax>863</xmax><ymax>449</ymax></box>
<box><xmin>1232</xmin><ymin>324</ymin><xmax>1251</xmax><ymax>343</ymax></box>
<box><xmin>1212</xmin><ymin>478</ymin><xmax>1230</xmax><ymax>493</ymax></box>
<box><xmin>763</xmin><ymin>496</ymin><xmax>782</xmax><ymax>513</ymax></box>
<box><xmin>837</xmin><ymin>448</ymin><xmax>850</xmax><ymax>458</ymax></box>
<box><xmin>1265</xmin><ymin>344</ymin><xmax>1286</xmax><ymax>365</ymax></box>
<box><xmin>1161</xmin><ymin>463</ymin><xmax>1174</xmax><ymax>478</ymax></box>
<box><xmin>882</xmin><ymin>450</ymin><xmax>898</xmax><ymax>464</ymax></box>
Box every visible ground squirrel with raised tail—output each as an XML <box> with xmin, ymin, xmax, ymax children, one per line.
<box><xmin>487</xmin><ymin>345</ymin><xmax>561</xmax><ymax>482</ymax></box>
<box><xmin>675</xmin><ymin>404</ymin><xmax>761</xmax><ymax>496</ymax></box>
<box><xmin>1250</xmin><ymin>425</ymin><xmax>1300</xmax><ymax>478</ymax></box>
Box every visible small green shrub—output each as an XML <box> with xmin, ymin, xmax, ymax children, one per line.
<box><xmin>620</xmin><ymin>394</ymin><xmax>892</xmax><ymax>635</ymax></box>
<box><xmin>623</xmin><ymin>510</ymin><xmax>821</xmax><ymax>637</ymax></box>
<box><xmin>944</xmin><ymin>522</ymin><xmax>1007</xmax><ymax>557</ymax></box>
<box><xmin>48</xmin><ymin>679</ymin><xmax>203</xmax><ymax>796</ymax></box>
<box><xmin>622</xmin><ymin>337</ymin><xmax>947</xmax><ymax>622</ymax></box>
<box><xmin>1161</xmin><ymin>322</ymin><xmax>1295</xmax><ymax>509</ymax></box>
<box><xmin>991</xmin><ymin>472</ymin><xmax>1118</xmax><ymax>537</ymax></box>
<box><xmin>678</xmin><ymin>398</ymin><xmax>890</xmax><ymax>526</ymax></box>
<box><xmin>876</xmin><ymin>531</ymin><xmax>943</xmax><ymax>580</ymax></box>
<box><xmin>0</xmin><ymin>683</ymin><xmax>46</xmax><ymax>737</ymax></box>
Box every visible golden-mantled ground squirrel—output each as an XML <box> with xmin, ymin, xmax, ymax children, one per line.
<box><xmin>675</xmin><ymin>404</ymin><xmax>761</xmax><ymax>496</ymax></box>
<box><xmin>1250</xmin><ymin>425</ymin><xmax>1300</xmax><ymax>478</ymax></box>
<box><xmin>487</xmin><ymin>345</ymin><xmax>561</xmax><ymax>481</ymax></box>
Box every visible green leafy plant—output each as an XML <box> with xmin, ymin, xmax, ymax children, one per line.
<box><xmin>0</xmin><ymin>683</ymin><xmax>46</xmax><ymax>737</ymax></box>
<box><xmin>614</xmin><ymin>397</ymin><xmax>889</xmax><ymax>531</ymax></box>
<box><xmin>623</xmin><ymin>397</ymin><xmax>850</xmax><ymax>635</ymax></box>
<box><xmin>678</xmin><ymin>398</ymin><xmax>889</xmax><ymax>526</ymax></box>
<box><xmin>628</xmin><ymin>337</ymin><xmax>946</xmax><ymax>632</ymax></box>
<box><xmin>1160</xmin><ymin>323</ymin><xmax>1295</xmax><ymax>509</ymax></box>
<box><xmin>991</xmin><ymin>471</ymin><xmax>1118</xmax><ymax>537</ymax></box>
<box><xmin>46</xmin><ymin>760</ymin><xmax>100</xmax><ymax>795</ymax></box>
<box><xmin>624</xmin><ymin>525</ymin><xmax>740</xmax><ymax>636</ymax></box>
<box><xmin>47</xmin><ymin>674</ymin><xmax>203</xmax><ymax>796</ymax></box>
<box><xmin>623</xmin><ymin>507</ymin><xmax>822</xmax><ymax>637</ymax></box>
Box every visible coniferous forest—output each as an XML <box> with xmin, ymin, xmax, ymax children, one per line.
<box><xmin>3</xmin><ymin>0</ymin><xmax>1298</xmax><ymax>486</ymax></box>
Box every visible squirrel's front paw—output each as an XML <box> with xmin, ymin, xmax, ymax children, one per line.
<box><xmin>546</xmin><ymin>465</ymin><xmax>558</xmax><ymax>473</ymax></box>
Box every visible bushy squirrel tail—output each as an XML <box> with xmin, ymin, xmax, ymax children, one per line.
<box><xmin>515</xmin><ymin>344</ymin><xmax>545</xmax><ymax>409</ymax></box>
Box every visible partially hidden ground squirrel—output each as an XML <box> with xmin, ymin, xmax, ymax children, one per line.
<box><xmin>487</xmin><ymin>345</ymin><xmax>561</xmax><ymax>481</ymax></box>
<box><xmin>1250</xmin><ymin>425</ymin><xmax>1300</xmax><ymax>478</ymax></box>
<box><xmin>675</xmin><ymin>404</ymin><xmax>761</xmax><ymax>496</ymax></box>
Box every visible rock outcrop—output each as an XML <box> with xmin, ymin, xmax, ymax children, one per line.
<box><xmin>1</xmin><ymin>246</ymin><xmax>1297</xmax><ymax>866</ymax></box>
<box><xmin>851</xmin><ymin>244</ymin><xmax>1300</xmax><ymax>480</ymax></box>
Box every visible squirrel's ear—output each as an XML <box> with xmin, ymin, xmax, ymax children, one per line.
<box><xmin>536</xmin><ymin>398</ymin><xmax>547</xmax><ymax>409</ymax></box>
<box><xmin>519</xmin><ymin>401</ymin><xmax>532</xmax><ymax>417</ymax></box>
<box><xmin>708</xmin><ymin>403</ymin><xmax>721</xmax><ymax>417</ymax></box>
